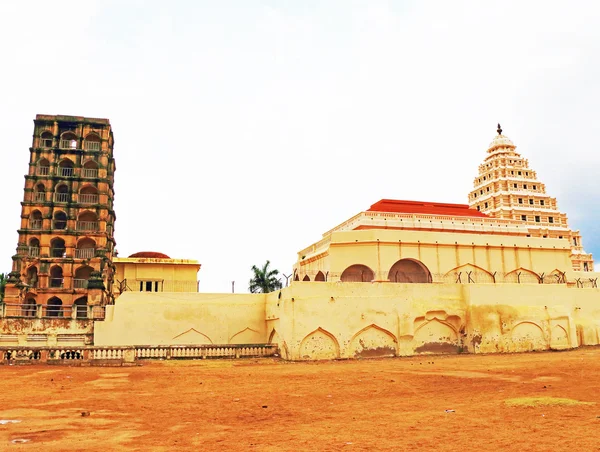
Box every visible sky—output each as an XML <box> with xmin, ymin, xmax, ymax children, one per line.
<box><xmin>0</xmin><ymin>1</ymin><xmax>599</xmax><ymax>292</ymax></box>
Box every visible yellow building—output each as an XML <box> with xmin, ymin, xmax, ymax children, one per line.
<box><xmin>112</xmin><ymin>251</ymin><xmax>200</xmax><ymax>296</ymax></box>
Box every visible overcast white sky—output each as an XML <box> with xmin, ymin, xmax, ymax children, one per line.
<box><xmin>1</xmin><ymin>1</ymin><xmax>599</xmax><ymax>292</ymax></box>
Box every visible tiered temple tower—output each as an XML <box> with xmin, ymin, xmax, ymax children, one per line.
<box><xmin>468</xmin><ymin>124</ymin><xmax>593</xmax><ymax>272</ymax></box>
<box><xmin>4</xmin><ymin>114</ymin><xmax>117</xmax><ymax>317</ymax></box>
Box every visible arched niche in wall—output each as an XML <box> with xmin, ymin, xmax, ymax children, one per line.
<box><xmin>388</xmin><ymin>259</ymin><xmax>432</xmax><ymax>283</ymax></box>
<box><xmin>299</xmin><ymin>327</ymin><xmax>339</xmax><ymax>360</ymax></box>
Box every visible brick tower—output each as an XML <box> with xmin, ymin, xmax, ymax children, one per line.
<box><xmin>468</xmin><ymin>124</ymin><xmax>593</xmax><ymax>272</ymax></box>
<box><xmin>4</xmin><ymin>114</ymin><xmax>117</xmax><ymax>318</ymax></box>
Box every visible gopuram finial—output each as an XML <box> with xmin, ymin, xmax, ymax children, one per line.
<box><xmin>497</xmin><ymin>123</ymin><xmax>502</xmax><ymax>135</ymax></box>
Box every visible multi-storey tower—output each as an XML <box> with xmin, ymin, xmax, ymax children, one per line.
<box><xmin>468</xmin><ymin>124</ymin><xmax>593</xmax><ymax>272</ymax></box>
<box><xmin>4</xmin><ymin>114</ymin><xmax>117</xmax><ymax>317</ymax></box>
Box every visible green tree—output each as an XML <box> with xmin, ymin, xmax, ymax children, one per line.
<box><xmin>0</xmin><ymin>273</ymin><xmax>7</xmax><ymax>302</ymax></box>
<box><xmin>249</xmin><ymin>261</ymin><xmax>282</xmax><ymax>293</ymax></box>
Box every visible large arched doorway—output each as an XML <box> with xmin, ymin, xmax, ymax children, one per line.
<box><xmin>388</xmin><ymin>259</ymin><xmax>431</xmax><ymax>283</ymax></box>
<box><xmin>340</xmin><ymin>264</ymin><xmax>375</xmax><ymax>282</ymax></box>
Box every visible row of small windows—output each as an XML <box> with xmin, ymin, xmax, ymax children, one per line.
<box><xmin>517</xmin><ymin>198</ymin><xmax>545</xmax><ymax>206</ymax></box>
<box><xmin>32</xmin><ymin>182</ymin><xmax>100</xmax><ymax>205</ymax></box>
<box><xmin>472</xmin><ymin>183</ymin><xmax>539</xmax><ymax>198</ymax></box>
<box><xmin>36</xmin><ymin>158</ymin><xmax>99</xmax><ymax>178</ymax></box>
<box><xmin>28</xmin><ymin>210</ymin><xmax>100</xmax><ymax>231</ymax></box>
<box><xmin>25</xmin><ymin>237</ymin><xmax>97</xmax><ymax>259</ymax></box>
<box><xmin>520</xmin><ymin>215</ymin><xmax>555</xmax><ymax>224</ymax></box>
<box><xmin>18</xmin><ymin>296</ymin><xmax>89</xmax><ymax>319</ymax></box>
<box><xmin>39</xmin><ymin>131</ymin><xmax>101</xmax><ymax>151</ymax></box>
<box><xmin>23</xmin><ymin>264</ymin><xmax>94</xmax><ymax>291</ymax></box>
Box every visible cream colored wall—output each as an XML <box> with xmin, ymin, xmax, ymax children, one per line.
<box><xmin>93</xmin><ymin>280</ymin><xmax>600</xmax><ymax>360</ymax></box>
<box><xmin>297</xmin><ymin>229</ymin><xmax>573</xmax><ymax>281</ymax></box>
<box><xmin>94</xmin><ymin>292</ymin><xmax>267</xmax><ymax>346</ymax></box>
<box><xmin>265</xmin><ymin>282</ymin><xmax>600</xmax><ymax>360</ymax></box>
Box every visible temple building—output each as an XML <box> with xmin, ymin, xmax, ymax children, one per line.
<box><xmin>1</xmin><ymin>119</ymin><xmax>598</xmax><ymax>360</ymax></box>
<box><xmin>468</xmin><ymin>125</ymin><xmax>593</xmax><ymax>272</ymax></box>
<box><xmin>3</xmin><ymin>115</ymin><xmax>117</xmax><ymax>320</ymax></box>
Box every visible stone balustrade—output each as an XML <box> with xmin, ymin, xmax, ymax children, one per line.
<box><xmin>0</xmin><ymin>344</ymin><xmax>279</xmax><ymax>365</ymax></box>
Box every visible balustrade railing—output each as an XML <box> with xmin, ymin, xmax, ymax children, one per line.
<box><xmin>73</xmin><ymin>279</ymin><xmax>88</xmax><ymax>289</ymax></box>
<box><xmin>28</xmin><ymin>246</ymin><xmax>40</xmax><ymax>257</ymax></box>
<box><xmin>33</xmin><ymin>192</ymin><xmax>46</xmax><ymax>202</ymax></box>
<box><xmin>75</xmin><ymin>248</ymin><xmax>95</xmax><ymax>259</ymax></box>
<box><xmin>37</xmin><ymin>166</ymin><xmax>50</xmax><ymax>176</ymax></box>
<box><xmin>79</xmin><ymin>193</ymin><xmax>99</xmax><ymax>204</ymax></box>
<box><xmin>54</xmin><ymin>193</ymin><xmax>70</xmax><ymax>203</ymax></box>
<box><xmin>77</xmin><ymin>221</ymin><xmax>99</xmax><ymax>231</ymax></box>
<box><xmin>29</xmin><ymin>219</ymin><xmax>43</xmax><ymax>229</ymax></box>
<box><xmin>59</xmin><ymin>167</ymin><xmax>74</xmax><ymax>177</ymax></box>
<box><xmin>82</xmin><ymin>168</ymin><xmax>98</xmax><ymax>178</ymax></box>
<box><xmin>42</xmin><ymin>305</ymin><xmax>72</xmax><ymax>318</ymax></box>
<box><xmin>59</xmin><ymin>139</ymin><xmax>77</xmax><ymax>149</ymax></box>
<box><xmin>84</xmin><ymin>141</ymin><xmax>101</xmax><ymax>151</ymax></box>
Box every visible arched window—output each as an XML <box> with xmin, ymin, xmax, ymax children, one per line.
<box><xmin>40</xmin><ymin>131</ymin><xmax>53</xmax><ymax>148</ymax></box>
<box><xmin>50</xmin><ymin>238</ymin><xmax>66</xmax><ymax>258</ymax></box>
<box><xmin>26</xmin><ymin>265</ymin><xmax>38</xmax><ymax>288</ymax></box>
<box><xmin>58</xmin><ymin>158</ymin><xmax>74</xmax><ymax>177</ymax></box>
<box><xmin>315</xmin><ymin>271</ymin><xmax>326</xmax><ymax>282</ymax></box>
<box><xmin>33</xmin><ymin>183</ymin><xmax>46</xmax><ymax>203</ymax></box>
<box><xmin>302</xmin><ymin>275</ymin><xmax>310</xmax><ymax>281</ymax></box>
<box><xmin>59</xmin><ymin>132</ymin><xmax>78</xmax><ymax>150</ymax></box>
<box><xmin>73</xmin><ymin>297</ymin><xmax>88</xmax><ymax>319</ymax></box>
<box><xmin>77</xmin><ymin>211</ymin><xmax>98</xmax><ymax>231</ymax></box>
<box><xmin>54</xmin><ymin>183</ymin><xmax>70</xmax><ymax>203</ymax></box>
<box><xmin>28</xmin><ymin>238</ymin><xmax>40</xmax><ymax>257</ymax></box>
<box><xmin>49</xmin><ymin>266</ymin><xmax>64</xmax><ymax>288</ymax></box>
<box><xmin>46</xmin><ymin>296</ymin><xmax>63</xmax><ymax>317</ymax></box>
<box><xmin>75</xmin><ymin>238</ymin><xmax>96</xmax><ymax>259</ymax></box>
<box><xmin>83</xmin><ymin>160</ymin><xmax>99</xmax><ymax>178</ymax></box>
<box><xmin>340</xmin><ymin>264</ymin><xmax>375</xmax><ymax>282</ymax></box>
<box><xmin>53</xmin><ymin>211</ymin><xmax>68</xmax><ymax>230</ymax></box>
<box><xmin>79</xmin><ymin>185</ymin><xmax>99</xmax><ymax>205</ymax></box>
<box><xmin>22</xmin><ymin>298</ymin><xmax>37</xmax><ymax>317</ymax></box>
<box><xmin>37</xmin><ymin>158</ymin><xmax>50</xmax><ymax>176</ymax></box>
<box><xmin>84</xmin><ymin>133</ymin><xmax>101</xmax><ymax>151</ymax></box>
<box><xmin>29</xmin><ymin>210</ymin><xmax>43</xmax><ymax>229</ymax></box>
<box><xmin>74</xmin><ymin>265</ymin><xmax>93</xmax><ymax>289</ymax></box>
<box><xmin>388</xmin><ymin>259</ymin><xmax>432</xmax><ymax>283</ymax></box>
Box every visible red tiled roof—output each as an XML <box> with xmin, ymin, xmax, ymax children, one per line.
<box><xmin>367</xmin><ymin>199</ymin><xmax>489</xmax><ymax>218</ymax></box>
<box><xmin>128</xmin><ymin>251</ymin><xmax>171</xmax><ymax>259</ymax></box>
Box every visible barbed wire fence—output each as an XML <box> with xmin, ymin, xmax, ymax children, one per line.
<box><xmin>293</xmin><ymin>269</ymin><xmax>597</xmax><ymax>286</ymax></box>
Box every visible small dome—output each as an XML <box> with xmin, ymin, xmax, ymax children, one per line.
<box><xmin>128</xmin><ymin>251</ymin><xmax>171</xmax><ymax>259</ymax></box>
<box><xmin>488</xmin><ymin>133</ymin><xmax>515</xmax><ymax>151</ymax></box>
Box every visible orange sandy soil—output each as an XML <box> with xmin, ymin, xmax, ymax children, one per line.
<box><xmin>1</xmin><ymin>349</ymin><xmax>600</xmax><ymax>451</ymax></box>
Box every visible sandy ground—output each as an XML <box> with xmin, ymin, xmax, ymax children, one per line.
<box><xmin>1</xmin><ymin>348</ymin><xmax>600</xmax><ymax>451</ymax></box>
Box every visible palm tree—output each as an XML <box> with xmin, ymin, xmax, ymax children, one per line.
<box><xmin>0</xmin><ymin>273</ymin><xmax>7</xmax><ymax>302</ymax></box>
<box><xmin>249</xmin><ymin>261</ymin><xmax>282</xmax><ymax>293</ymax></box>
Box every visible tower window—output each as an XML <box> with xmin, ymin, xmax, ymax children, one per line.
<box><xmin>535</xmin><ymin>216</ymin><xmax>540</xmax><ymax>223</ymax></box>
<box><xmin>486</xmin><ymin>187</ymin><xmax>490</xmax><ymax>192</ymax></box>
<box><xmin>40</xmin><ymin>131</ymin><xmax>53</xmax><ymax>148</ymax></box>
<box><xmin>477</xmin><ymin>206</ymin><xmax>480</xmax><ymax>211</ymax></box>
<box><xmin>549</xmin><ymin>217</ymin><xmax>554</xmax><ymax>223</ymax></box>
<box><xmin>518</xmin><ymin>171</ymin><xmax>522</xmax><ymax>175</ymax></box>
<box><xmin>521</xmin><ymin>215</ymin><xmax>527</xmax><ymax>221</ymax></box>
<box><xmin>484</xmin><ymin>202</ymin><xmax>488</xmax><ymax>208</ymax></box>
<box><xmin>518</xmin><ymin>198</ymin><xmax>523</xmax><ymax>204</ymax></box>
<box><xmin>529</xmin><ymin>199</ymin><xmax>534</xmax><ymax>205</ymax></box>
<box><xmin>533</xmin><ymin>185</ymin><xmax>537</xmax><ymax>190</ymax></box>
<box><xmin>540</xmin><ymin>199</ymin><xmax>545</xmax><ymax>206</ymax></box>
<box><xmin>524</xmin><ymin>184</ymin><xmax>528</xmax><ymax>189</ymax></box>
<box><xmin>514</xmin><ymin>183</ymin><xmax>517</xmax><ymax>188</ymax></box>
